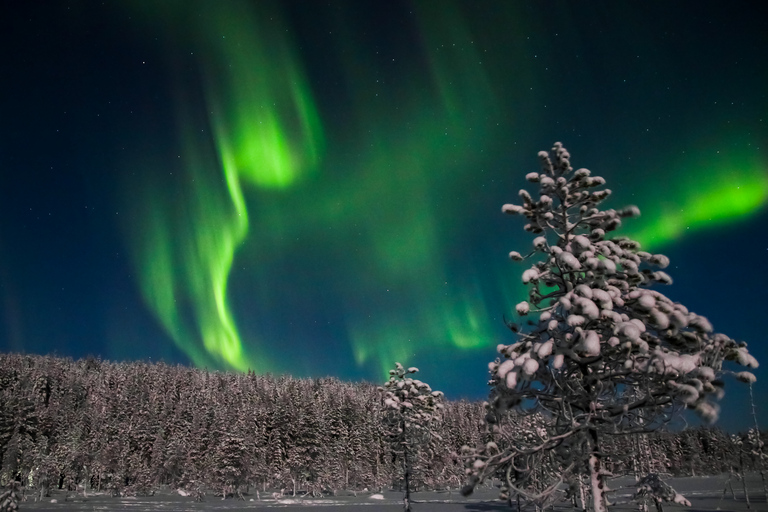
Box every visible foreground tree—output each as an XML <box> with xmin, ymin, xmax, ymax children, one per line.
<box><xmin>463</xmin><ymin>142</ymin><xmax>759</xmax><ymax>511</ymax></box>
<box><xmin>379</xmin><ymin>363</ymin><xmax>443</xmax><ymax>511</ymax></box>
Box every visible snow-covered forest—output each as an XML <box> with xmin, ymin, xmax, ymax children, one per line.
<box><xmin>0</xmin><ymin>352</ymin><xmax>764</xmax><ymax>499</ymax></box>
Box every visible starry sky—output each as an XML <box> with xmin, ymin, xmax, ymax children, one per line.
<box><xmin>1</xmin><ymin>1</ymin><xmax>766</xmax><ymax>431</ymax></box>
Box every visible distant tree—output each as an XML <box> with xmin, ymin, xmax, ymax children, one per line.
<box><xmin>0</xmin><ymin>391</ymin><xmax>38</xmax><ymax>485</ymax></box>
<box><xmin>746</xmin><ymin>427</ymin><xmax>768</xmax><ymax>500</ymax></box>
<box><xmin>209</xmin><ymin>377</ymin><xmax>252</xmax><ymax>499</ymax></box>
<box><xmin>281</xmin><ymin>381</ymin><xmax>323</xmax><ymax>497</ymax></box>
<box><xmin>246</xmin><ymin>399</ymin><xmax>271</xmax><ymax>495</ymax></box>
<box><xmin>439</xmin><ymin>401</ymin><xmax>486</xmax><ymax>493</ymax></box>
<box><xmin>211</xmin><ymin>429</ymin><xmax>248</xmax><ymax>498</ymax></box>
<box><xmin>317</xmin><ymin>388</ymin><xmax>348</xmax><ymax>493</ymax></box>
<box><xmin>746</xmin><ymin>380</ymin><xmax>768</xmax><ymax>502</ymax></box>
<box><xmin>634</xmin><ymin>473</ymin><xmax>691</xmax><ymax>512</ymax></box>
<box><xmin>379</xmin><ymin>363</ymin><xmax>443</xmax><ymax>512</ymax></box>
<box><xmin>343</xmin><ymin>383</ymin><xmax>388</xmax><ymax>491</ymax></box>
<box><xmin>462</xmin><ymin>142</ymin><xmax>759</xmax><ymax>512</ymax></box>
<box><xmin>723</xmin><ymin>433</ymin><xmax>752</xmax><ymax>507</ymax></box>
<box><xmin>184</xmin><ymin>394</ymin><xmax>214</xmax><ymax>492</ymax></box>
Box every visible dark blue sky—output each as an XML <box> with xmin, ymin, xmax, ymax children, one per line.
<box><xmin>1</xmin><ymin>1</ymin><xmax>766</xmax><ymax>432</ymax></box>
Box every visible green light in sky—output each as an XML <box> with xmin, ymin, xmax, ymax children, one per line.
<box><xmin>413</xmin><ymin>3</ymin><xmax>496</xmax><ymax>122</ymax></box>
<box><xmin>621</xmin><ymin>148</ymin><xmax>768</xmax><ymax>250</ymax></box>
<box><xmin>347</xmin><ymin>279</ymin><xmax>496</xmax><ymax>378</ymax></box>
<box><xmin>124</xmin><ymin>1</ymin><xmax>323</xmax><ymax>371</ymax></box>
<box><xmin>124</xmin><ymin>1</ymin><xmax>768</xmax><ymax>382</ymax></box>
<box><xmin>126</xmin><ymin>121</ymin><xmax>253</xmax><ymax>371</ymax></box>
<box><xmin>229</xmin><ymin>2</ymin><xmax>512</xmax><ymax>377</ymax></box>
<box><xmin>201</xmin><ymin>5</ymin><xmax>324</xmax><ymax>189</ymax></box>
<box><xmin>123</xmin><ymin>1</ymin><xmax>765</xmax><ymax>383</ymax></box>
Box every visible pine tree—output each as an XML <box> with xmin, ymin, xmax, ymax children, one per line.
<box><xmin>379</xmin><ymin>363</ymin><xmax>443</xmax><ymax>512</ymax></box>
<box><xmin>462</xmin><ymin>142</ymin><xmax>759</xmax><ymax>512</ymax></box>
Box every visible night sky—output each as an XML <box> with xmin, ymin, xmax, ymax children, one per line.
<box><xmin>1</xmin><ymin>1</ymin><xmax>766</xmax><ymax>432</ymax></box>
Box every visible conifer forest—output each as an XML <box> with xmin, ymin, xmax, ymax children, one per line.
<box><xmin>0</xmin><ymin>353</ymin><xmax>764</xmax><ymax>503</ymax></box>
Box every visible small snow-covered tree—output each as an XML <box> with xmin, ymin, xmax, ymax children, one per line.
<box><xmin>379</xmin><ymin>363</ymin><xmax>443</xmax><ymax>512</ymax></box>
<box><xmin>463</xmin><ymin>142</ymin><xmax>759</xmax><ymax>512</ymax></box>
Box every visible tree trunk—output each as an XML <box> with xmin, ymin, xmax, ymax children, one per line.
<box><xmin>404</xmin><ymin>445</ymin><xmax>412</xmax><ymax>512</ymax></box>
<box><xmin>739</xmin><ymin>452</ymin><xmax>751</xmax><ymax>509</ymax></box>
<box><xmin>39</xmin><ymin>482</ymin><xmax>49</xmax><ymax>502</ymax></box>
<box><xmin>401</xmin><ymin>417</ymin><xmax>412</xmax><ymax>512</ymax></box>
<box><xmin>741</xmin><ymin>476</ymin><xmax>750</xmax><ymax>509</ymax></box>
<box><xmin>588</xmin><ymin>428</ymin><xmax>607</xmax><ymax>512</ymax></box>
<box><xmin>640</xmin><ymin>434</ymin><xmax>652</xmax><ymax>475</ymax></box>
<box><xmin>82</xmin><ymin>466</ymin><xmax>89</xmax><ymax>498</ymax></box>
<box><xmin>632</xmin><ymin>434</ymin><xmax>640</xmax><ymax>481</ymax></box>
<box><xmin>747</xmin><ymin>382</ymin><xmax>768</xmax><ymax>503</ymax></box>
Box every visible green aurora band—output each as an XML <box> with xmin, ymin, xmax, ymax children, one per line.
<box><xmin>620</xmin><ymin>142</ymin><xmax>768</xmax><ymax>250</ymax></box>
<box><xmin>124</xmin><ymin>1</ymin><xmax>323</xmax><ymax>371</ymax></box>
<box><xmin>122</xmin><ymin>1</ymin><xmax>768</xmax><ymax>379</ymax></box>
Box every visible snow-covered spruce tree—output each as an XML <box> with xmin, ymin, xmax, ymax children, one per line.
<box><xmin>462</xmin><ymin>142</ymin><xmax>759</xmax><ymax>512</ymax></box>
<box><xmin>379</xmin><ymin>363</ymin><xmax>444</xmax><ymax>512</ymax></box>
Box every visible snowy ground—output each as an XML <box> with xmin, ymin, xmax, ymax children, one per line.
<box><xmin>15</xmin><ymin>473</ymin><xmax>765</xmax><ymax>511</ymax></box>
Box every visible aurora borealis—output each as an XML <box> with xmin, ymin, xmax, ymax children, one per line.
<box><xmin>1</xmin><ymin>1</ymin><xmax>766</xmax><ymax>431</ymax></box>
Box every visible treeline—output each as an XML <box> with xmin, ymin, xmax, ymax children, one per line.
<box><xmin>0</xmin><ymin>353</ymin><xmax>764</xmax><ymax>497</ymax></box>
<box><xmin>0</xmin><ymin>353</ymin><xmax>484</xmax><ymax>496</ymax></box>
<box><xmin>600</xmin><ymin>425</ymin><xmax>766</xmax><ymax>478</ymax></box>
